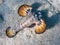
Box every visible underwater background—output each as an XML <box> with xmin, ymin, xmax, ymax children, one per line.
<box><xmin>0</xmin><ymin>0</ymin><xmax>60</xmax><ymax>45</ymax></box>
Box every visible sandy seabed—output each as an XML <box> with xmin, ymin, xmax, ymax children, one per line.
<box><xmin>0</xmin><ymin>0</ymin><xmax>60</xmax><ymax>45</ymax></box>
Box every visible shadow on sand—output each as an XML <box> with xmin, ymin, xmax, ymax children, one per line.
<box><xmin>31</xmin><ymin>2</ymin><xmax>59</xmax><ymax>29</ymax></box>
<box><xmin>0</xmin><ymin>14</ymin><xmax>4</xmax><ymax>23</ymax></box>
<box><xmin>41</xmin><ymin>9</ymin><xmax>59</xmax><ymax>29</ymax></box>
